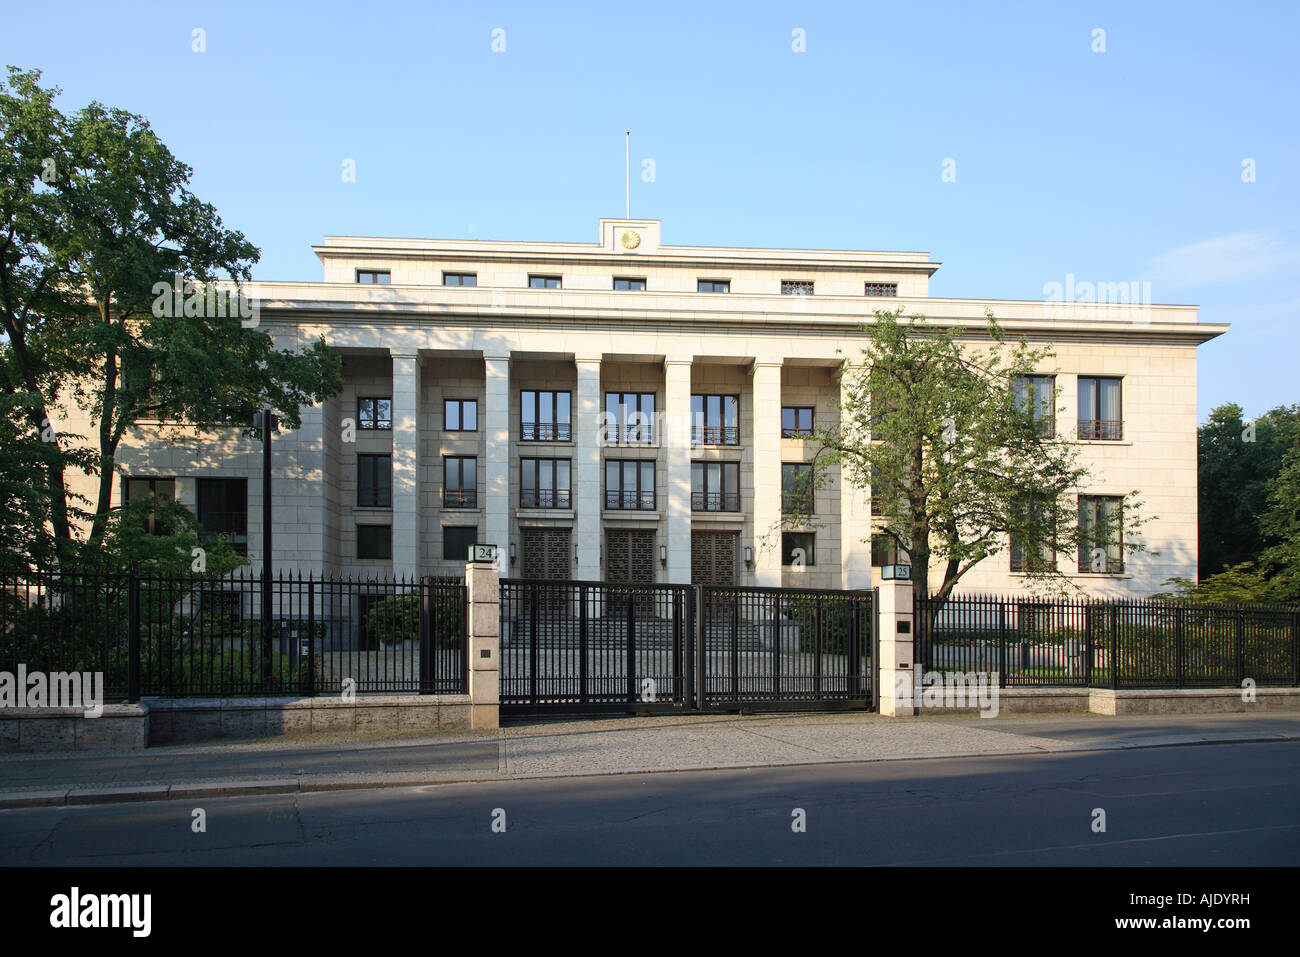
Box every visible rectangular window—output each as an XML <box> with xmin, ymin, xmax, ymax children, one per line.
<box><xmin>613</xmin><ymin>277</ymin><xmax>646</xmax><ymax>290</ymax></box>
<box><xmin>1078</xmin><ymin>495</ymin><xmax>1124</xmax><ymax>573</ymax></box>
<box><xmin>444</xmin><ymin>398</ymin><xmax>478</xmax><ymax>431</ymax></box>
<box><xmin>605</xmin><ymin>460</ymin><xmax>656</xmax><ymax>510</ymax></box>
<box><xmin>781</xmin><ymin>280</ymin><xmax>814</xmax><ymax>295</ymax></box>
<box><xmin>870</xmin><ymin>374</ymin><xmax>893</xmax><ymax>441</ymax></box>
<box><xmin>1012</xmin><ymin>376</ymin><xmax>1056</xmax><ymax>437</ymax></box>
<box><xmin>864</xmin><ymin>282</ymin><xmax>898</xmax><ymax>297</ymax></box>
<box><xmin>691</xmin><ymin>394</ymin><xmax>739</xmax><ymax>445</ymax></box>
<box><xmin>358</xmin><ymin>397</ymin><xmax>392</xmax><ymax>430</ymax></box>
<box><xmin>357</xmin><ymin>524</ymin><xmax>392</xmax><ymax>559</ymax></box>
<box><xmin>442</xmin><ymin>272</ymin><xmax>477</xmax><ymax>286</ymax></box>
<box><xmin>782</xmin><ymin>463</ymin><xmax>814</xmax><ymax>513</ymax></box>
<box><xmin>528</xmin><ymin>275</ymin><xmax>562</xmax><ymax>289</ymax></box>
<box><xmin>196</xmin><ymin>478</ymin><xmax>248</xmax><ymax>556</ymax></box>
<box><xmin>1078</xmin><ymin>376</ymin><xmax>1122</xmax><ymax>440</ymax></box>
<box><xmin>443</xmin><ymin>526</ymin><xmax>477</xmax><ymax>561</ymax></box>
<box><xmin>698</xmin><ymin>279</ymin><xmax>730</xmax><ymax>293</ymax></box>
<box><xmin>781</xmin><ymin>406</ymin><xmax>814</xmax><ymax>437</ymax></box>
<box><xmin>357</xmin><ymin>454</ymin><xmax>392</xmax><ymax>507</ymax></box>
<box><xmin>782</xmin><ymin>532</ymin><xmax>815</xmax><ymax>566</ymax></box>
<box><xmin>124</xmin><ymin>477</ymin><xmax>176</xmax><ymax>536</ymax></box>
<box><xmin>691</xmin><ymin>461</ymin><xmax>740</xmax><ymax>511</ymax></box>
<box><xmin>872</xmin><ymin>535</ymin><xmax>906</xmax><ymax>568</ymax></box>
<box><xmin>356</xmin><ymin>270</ymin><xmax>390</xmax><ymax>284</ymax></box>
<box><xmin>520</xmin><ymin>458</ymin><xmax>572</xmax><ymax>509</ymax></box>
<box><xmin>603</xmin><ymin>391</ymin><xmax>656</xmax><ymax>444</ymax></box>
<box><xmin>444</xmin><ymin>456</ymin><xmax>477</xmax><ymax>508</ymax></box>
<box><xmin>521</xmin><ymin>390</ymin><xmax>572</xmax><ymax>441</ymax></box>
<box><xmin>1009</xmin><ymin>495</ymin><xmax>1055</xmax><ymax>573</ymax></box>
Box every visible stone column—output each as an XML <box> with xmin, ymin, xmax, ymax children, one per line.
<box><xmin>877</xmin><ymin>578</ymin><xmax>916</xmax><ymax>717</ymax></box>
<box><xmin>751</xmin><ymin>358</ymin><xmax>783</xmax><ymax>587</ymax></box>
<box><xmin>663</xmin><ymin>357</ymin><xmax>693</xmax><ymax>582</ymax></box>
<box><xmin>391</xmin><ymin>353</ymin><xmax>421</xmax><ymax>579</ymax></box>
<box><xmin>575</xmin><ymin>353</ymin><xmax>602</xmax><ymax>582</ymax></box>
<box><xmin>466</xmin><ymin>557</ymin><xmax>500</xmax><ymax>730</ymax></box>
<box><xmin>839</xmin><ymin>365</ymin><xmax>871</xmax><ymax>590</ymax></box>
<box><xmin>483</xmin><ymin>354</ymin><xmax>511</xmax><ymax>559</ymax></box>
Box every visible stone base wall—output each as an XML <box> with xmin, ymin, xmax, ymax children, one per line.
<box><xmin>145</xmin><ymin>694</ymin><xmax>479</xmax><ymax>746</ymax></box>
<box><xmin>0</xmin><ymin>705</ymin><xmax>148</xmax><ymax>753</ymax></box>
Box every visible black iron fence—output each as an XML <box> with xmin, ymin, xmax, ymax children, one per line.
<box><xmin>499</xmin><ymin>579</ymin><xmax>873</xmax><ymax>713</ymax></box>
<box><xmin>915</xmin><ymin>593</ymin><xmax>1300</xmax><ymax>689</ymax></box>
<box><xmin>0</xmin><ymin>567</ymin><xmax>467</xmax><ymax>702</ymax></box>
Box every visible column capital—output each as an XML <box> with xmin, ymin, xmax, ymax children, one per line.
<box><xmin>483</xmin><ymin>353</ymin><xmax>511</xmax><ymax>364</ymax></box>
<box><xmin>751</xmin><ymin>357</ymin><xmax>784</xmax><ymax>372</ymax></box>
<box><xmin>663</xmin><ymin>356</ymin><xmax>693</xmax><ymax>368</ymax></box>
<box><xmin>575</xmin><ymin>353</ymin><xmax>603</xmax><ymax>367</ymax></box>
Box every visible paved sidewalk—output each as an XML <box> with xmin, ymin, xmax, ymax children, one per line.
<box><xmin>2</xmin><ymin>711</ymin><xmax>1298</xmax><ymax>809</ymax></box>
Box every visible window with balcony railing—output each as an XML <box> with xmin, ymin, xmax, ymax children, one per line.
<box><xmin>864</xmin><ymin>282</ymin><xmax>898</xmax><ymax>297</ymax></box>
<box><xmin>604</xmin><ymin>392</ymin><xmax>655</xmax><ymax>444</ymax></box>
<box><xmin>691</xmin><ymin>394</ymin><xmax>739</xmax><ymax>445</ymax></box>
<box><xmin>782</xmin><ymin>406</ymin><xmax>814</xmax><ymax>437</ymax></box>
<box><xmin>781</xmin><ymin>280</ymin><xmax>814</xmax><ymax>295</ymax></box>
<box><xmin>692</xmin><ymin>461</ymin><xmax>740</xmax><ymax>511</ymax></box>
<box><xmin>521</xmin><ymin>390</ymin><xmax>572</xmax><ymax>442</ymax></box>
<box><xmin>605</xmin><ymin>460</ymin><xmax>655</xmax><ymax>510</ymax></box>
<box><xmin>1078</xmin><ymin>495</ymin><xmax>1124</xmax><ymax>573</ymax></box>
<box><xmin>1011</xmin><ymin>375</ymin><xmax>1056</xmax><ymax>438</ymax></box>
<box><xmin>520</xmin><ymin>458</ymin><xmax>571</xmax><ymax>509</ymax></box>
<box><xmin>1078</xmin><ymin>376</ymin><xmax>1122</xmax><ymax>440</ymax></box>
<box><xmin>443</xmin><ymin>456</ymin><xmax>477</xmax><ymax>509</ymax></box>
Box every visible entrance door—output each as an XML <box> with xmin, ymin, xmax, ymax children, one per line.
<box><xmin>691</xmin><ymin>531</ymin><xmax>737</xmax><ymax>586</ymax></box>
<box><xmin>606</xmin><ymin>530</ymin><xmax>655</xmax><ymax>585</ymax></box>
<box><xmin>521</xmin><ymin>527</ymin><xmax>571</xmax><ymax>580</ymax></box>
<box><xmin>607</xmin><ymin>529</ymin><xmax>656</xmax><ymax>617</ymax></box>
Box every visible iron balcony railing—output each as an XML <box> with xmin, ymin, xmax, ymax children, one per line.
<box><xmin>443</xmin><ymin>489</ymin><xmax>477</xmax><ymax>508</ymax></box>
<box><xmin>521</xmin><ymin>422</ymin><xmax>572</xmax><ymax>442</ymax></box>
<box><xmin>604</xmin><ymin>426</ymin><xmax>655</xmax><ymax>444</ymax></box>
<box><xmin>520</xmin><ymin>489</ymin><xmax>571</xmax><ymax>509</ymax></box>
<box><xmin>1078</xmin><ymin>418</ymin><xmax>1123</xmax><ymax>440</ymax></box>
<box><xmin>692</xmin><ymin>491</ymin><xmax>741</xmax><ymax>512</ymax></box>
<box><xmin>1078</xmin><ymin>552</ymin><xmax>1125</xmax><ymax>574</ymax></box>
<box><xmin>691</xmin><ymin>425</ymin><xmax>739</xmax><ymax>445</ymax></box>
<box><xmin>605</xmin><ymin>490</ymin><xmax>656</xmax><ymax>510</ymax></box>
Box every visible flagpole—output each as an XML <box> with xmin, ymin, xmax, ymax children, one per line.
<box><xmin>625</xmin><ymin>131</ymin><xmax>630</xmax><ymax>219</ymax></box>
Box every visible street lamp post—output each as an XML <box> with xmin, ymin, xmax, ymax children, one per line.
<box><xmin>254</xmin><ymin>409</ymin><xmax>279</xmax><ymax>681</ymax></box>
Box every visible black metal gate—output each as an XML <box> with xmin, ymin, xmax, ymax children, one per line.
<box><xmin>499</xmin><ymin>579</ymin><xmax>873</xmax><ymax>714</ymax></box>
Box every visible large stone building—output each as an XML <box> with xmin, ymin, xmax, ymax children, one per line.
<box><xmin>85</xmin><ymin>218</ymin><xmax>1224</xmax><ymax>596</ymax></box>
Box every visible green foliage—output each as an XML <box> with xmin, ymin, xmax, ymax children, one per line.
<box><xmin>1198</xmin><ymin>402</ymin><xmax>1300</xmax><ymax>577</ymax></box>
<box><xmin>364</xmin><ymin>592</ymin><xmax>464</xmax><ymax>648</ymax></box>
<box><xmin>0</xmin><ymin>66</ymin><xmax>342</xmax><ymax>556</ymax></box>
<box><xmin>801</xmin><ymin>309</ymin><xmax>1146</xmax><ymax>601</ymax></box>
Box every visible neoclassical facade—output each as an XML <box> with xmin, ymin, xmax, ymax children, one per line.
<box><xmin>86</xmin><ymin>218</ymin><xmax>1224</xmax><ymax>596</ymax></box>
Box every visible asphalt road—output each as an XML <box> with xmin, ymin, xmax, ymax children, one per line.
<box><xmin>2</xmin><ymin>740</ymin><xmax>1297</xmax><ymax>865</ymax></box>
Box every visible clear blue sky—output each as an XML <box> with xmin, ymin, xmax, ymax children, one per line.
<box><xmin>4</xmin><ymin>0</ymin><xmax>1297</xmax><ymax>422</ymax></box>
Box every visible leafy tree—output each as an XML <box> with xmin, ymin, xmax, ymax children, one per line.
<box><xmin>0</xmin><ymin>66</ymin><xmax>341</xmax><ymax>562</ymax></box>
<box><xmin>1257</xmin><ymin>439</ymin><xmax>1300</xmax><ymax>603</ymax></box>
<box><xmin>1153</xmin><ymin>562</ymin><xmax>1275</xmax><ymax>605</ymax></box>
<box><xmin>1198</xmin><ymin>402</ymin><xmax>1300</xmax><ymax>577</ymax></box>
<box><xmin>791</xmin><ymin>309</ymin><xmax>1149</xmax><ymax>601</ymax></box>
